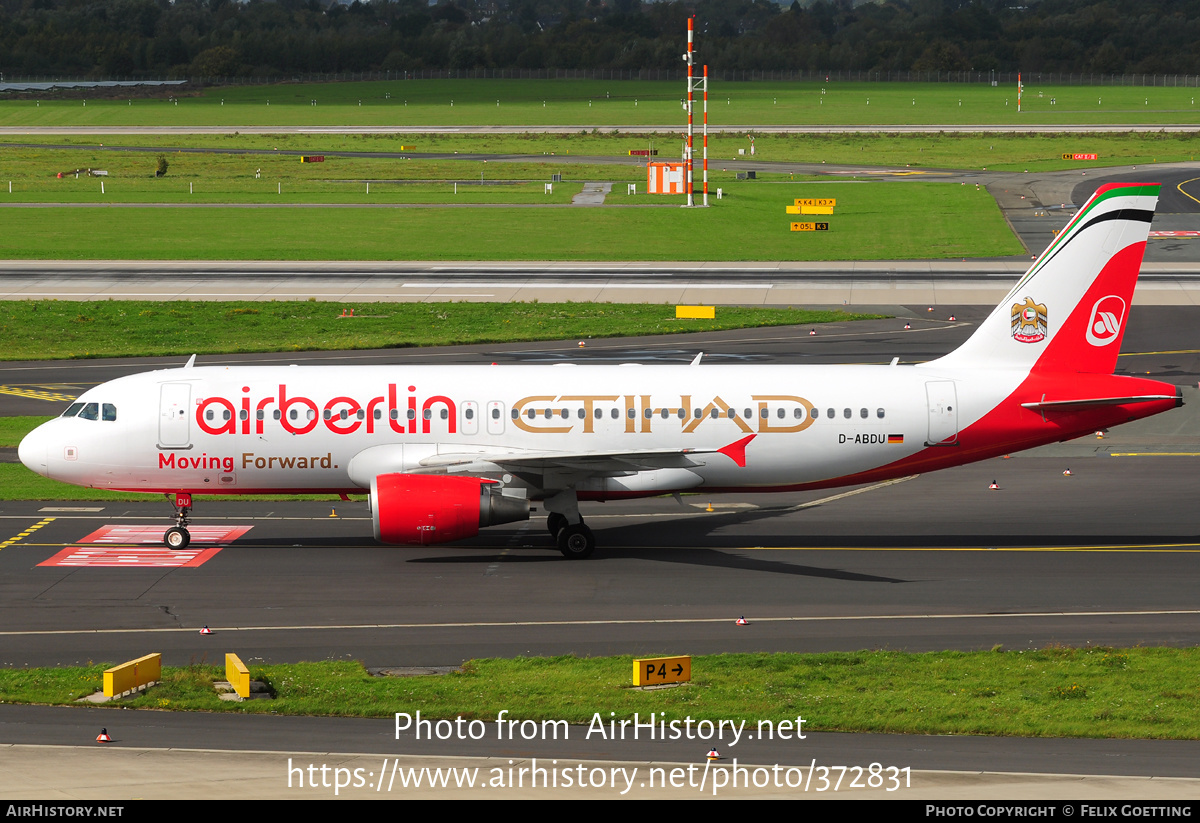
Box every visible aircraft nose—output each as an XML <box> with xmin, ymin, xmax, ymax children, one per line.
<box><xmin>17</xmin><ymin>423</ymin><xmax>50</xmax><ymax>477</ymax></box>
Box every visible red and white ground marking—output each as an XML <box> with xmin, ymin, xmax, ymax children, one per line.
<box><xmin>39</xmin><ymin>545</ymin><xmax>224</xmax><ymax>568</ymax></box>
<box><xmin>37</xmin><ymin>525</ymin><xmax>252</xmax><ymax>567</ymax></box>
<box><xmin>1149</xmin><ymin>230</ymin><xmax>1200</xmax><ymax>237</ymax></box>
<box><xmin>74</xmin><ymin>525</ymin><xmax>252</xmax><ymax>545</ymax></box>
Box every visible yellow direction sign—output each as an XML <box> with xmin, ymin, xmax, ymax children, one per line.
<box><xmin>795</xmin><ymin>198</ymin><xmax>836</xmax><ymax>207</ymax></box>
<box><xmin>633</xmin><ymin>656</ymin><xmax>691</xmax><ymax>686</ymax></box>
<box><xmin>790</xmin><ymin>222</ymin><xmax>829</xmax><ymax>232</ymax></box>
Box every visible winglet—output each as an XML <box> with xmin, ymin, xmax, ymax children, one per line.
<box><xmin>717</xmin><ymin>434</ymin><xmax>756</xmax><ymax>468</ymax></box>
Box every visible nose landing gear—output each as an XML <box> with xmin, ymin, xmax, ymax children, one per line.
<box><xmin>164</xmin><ymin>492</ymin><xmax>192</xmax><ymax>550</ymax></box>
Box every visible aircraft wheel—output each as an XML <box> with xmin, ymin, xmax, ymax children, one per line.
<box><xmin>546</xmin><ymin>512</ymin><xmax>568</xmax><ymax>538</ymax></box>
<box><xmin>164</xmin><ymin>527</ymin><xmax>191</xmax><ymax>550</ymax></box>
<box><xmin>557</xmin><ymin>523</ymin><xmax>595</xmax><ymax>560</ymax></box>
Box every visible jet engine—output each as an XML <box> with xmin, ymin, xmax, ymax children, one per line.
<box><xmin>370</xmin><ymin>473</ymin><xmax>529</xmax><ymax>545</ymax></box>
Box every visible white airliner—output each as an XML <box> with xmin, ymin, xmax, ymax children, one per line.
<box><xmin>18</xmin><ymin>183</ymin><xmax>1181</xmax><ymax>558</ymax></box>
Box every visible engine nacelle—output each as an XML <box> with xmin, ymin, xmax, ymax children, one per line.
<box><xmin>370</xmin><ymin>473</ymin><xmax>529</xmax><ymax>545</ymax></box>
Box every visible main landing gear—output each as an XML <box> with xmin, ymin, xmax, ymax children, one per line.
<box><xmin>164</xmin><ymin>492</ymin><xmax>192</xmax><ymax>550</ymax></box>
<box><xmin>544</xmin><ymin>490</ymin><xmax>595</xmax><ymax>560</ymax></box>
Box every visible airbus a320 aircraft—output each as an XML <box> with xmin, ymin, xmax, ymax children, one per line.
<box><xmin>19</xmin><ymin>183</ymin><xmax>1181</xmax><ymax>559</ymax></box>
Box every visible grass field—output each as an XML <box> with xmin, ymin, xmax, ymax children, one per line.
<box><xmin>0</xmin><ymin>180</ymin><xmax>1021</xmax><ymax>260</ymax></box>
<box><xmin>0</xmin><ymin>415</ymin><xmax>50</xmax><ymax>447</ymax></box>
<box><xmin>0</xmin><ymin>301</ymin><xmax>876</xmax><ymax>360</ymax></box>
<box><xmin>3</xmin><ymin>131</ymin><xmax>1197</xmax><ymax>180</ymax></box>
<box><xmin>3</xmin><ymin>648</ymin><xmax>1200</xmax><ymax>739</ymax></box>
<box><xmin>3</xmin><ymin>80</ymin><xmax>1200</xmax><ymax>128</ymax></box>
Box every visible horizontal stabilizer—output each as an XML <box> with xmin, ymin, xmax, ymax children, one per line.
<box><xmin>1020</xmin><ymin>394</ymin><xmax>1179</xmax><ymax>411</ymax></box>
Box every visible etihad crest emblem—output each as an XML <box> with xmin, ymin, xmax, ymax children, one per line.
<box><xmin>1010</xmin><ymin>297</ymin><xmax>1048</xmax><ymax>344</ymax></box>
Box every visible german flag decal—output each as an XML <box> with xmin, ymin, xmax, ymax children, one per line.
<box><xmin>888</xmin><ymin>434</ymin><xmax>904</xmax><ymax>444</ymax></box>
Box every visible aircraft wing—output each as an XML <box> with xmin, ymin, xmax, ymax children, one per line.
<box><xmin>420</xmin><ymin>446</ymin><xmax>714</xmax><ymax>474</ymax></box>
<box><xmin>347</xmin><ymin>436</ymin><xmax>755</xmax><ymax>488</ymax></box>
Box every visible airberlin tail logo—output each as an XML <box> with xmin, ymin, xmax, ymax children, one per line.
<box><xmin>1085</xmin><ymin>295</ymin><xmax>1125</xmax><ymax>347</ymax></box>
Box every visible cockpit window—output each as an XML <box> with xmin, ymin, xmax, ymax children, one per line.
<box><xmin>102</xmin><ymin>403</ymin><xmax>117</xmax><ymax>422</ymax></box>
<box><xmin>78</xmin><ymin>403</ymin><xmax>99</xmax><ymax>421</ymax></box>
<box><xmin>62</xmin><ymin>403</ymin><xmax>85</xmax><ymax>418</ymax></box>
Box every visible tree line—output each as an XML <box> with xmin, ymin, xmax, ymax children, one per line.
<box><xmin>1</xmin><ymin>0</ymin><xmax>1198</xmax><ymax>79</ymax></box>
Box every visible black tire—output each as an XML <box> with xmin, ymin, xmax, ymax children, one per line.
<box><xmin>557</xmin><ymin>523</ymin><xmax>595</xmax><ymax>560</ymax></box>
<box><xmin>164</xmin><ymin>526</ymin><xmax>190</xmax><ymax>550</ymax></box>
<box><xmin>546</xmin><ymin>512</ymin><xmax>568</xmax><ymax>538</ymax></box>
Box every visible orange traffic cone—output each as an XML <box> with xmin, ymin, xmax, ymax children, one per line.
<box><xmin>96</xmin><ymin>728</ymin><xmax>111</xmax><ymax>743</ymax></box>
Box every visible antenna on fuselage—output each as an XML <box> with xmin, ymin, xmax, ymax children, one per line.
<box><xmin>184</xmin><ymin>354</ymin><xmax>197</xmax><ymax>368</ymax></box>
<box><xmin>691</xmin><ymin>352</ymin><xmax>703</xmax><ymax>366</ymax></box>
